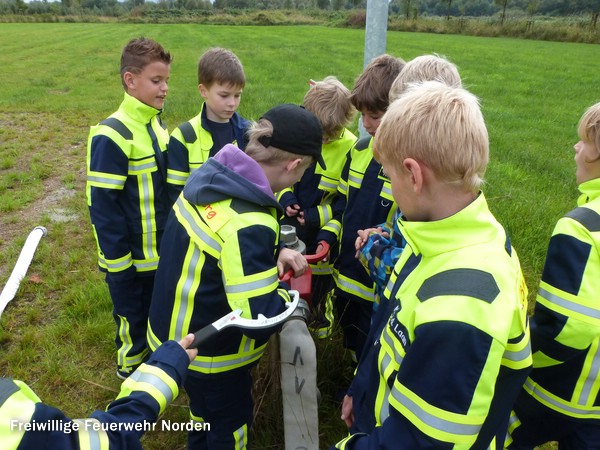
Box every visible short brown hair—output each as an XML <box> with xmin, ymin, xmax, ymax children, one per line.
<box><xmin>198</xmin><ymin>47</ymin><xmax>245</xmax><ymax>88</ymax></box>
<box><xmin>374</xmin><ymin>81</ymin><xmax>488</xmax><ymax>193</ymax></box>
<box><xmin>578</xmin><ymin>102</ymin><xmax>600</xmax><ymax>159</ymax></box>
<box><xmin>389</xmin><ymin>54</ymin><xmax>462</xmax><ymax>102</ymax></box>
<box><xmin>350</xmin><ymin>54</ymin><xmax>405</xmax><ymax>113</ymax></box>
<box><xmin>303</xmin><ymin>76</ymin><xmax>356</xmax><ymax>141</ymax></box>
<box><xmin>120</xmin><ymin>37</ymin><xmax>172</xmax><ymax>89</ymax></box>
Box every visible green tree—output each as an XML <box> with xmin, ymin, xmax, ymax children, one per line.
<box><xmin>14</xmin><ymin>0</ymin><xmax>28</xmax><ymax>13</ymax></box>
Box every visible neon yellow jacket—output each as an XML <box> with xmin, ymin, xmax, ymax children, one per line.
<box><xmin>521</xmin><ymin>177</ymin><xmax>600</xmax><ymax>420</ymax></box>
<box><xmin>148</xmin><ymin>145</ymin><xmax>290</xmax><ymax>376</ymax></box>
<box><xmin>336</xmin><ymin>193</ymin><xmax>532</xmax><ymax>449</ymax></box>
<box><xmin>86</xmin><ymin>93</ymin><xmax>169</xmax><ymax>275</ymax></box>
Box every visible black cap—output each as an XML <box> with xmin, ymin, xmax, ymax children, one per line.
<box><xmin>259</xmin><ymin>104</ymin><xmax>326</xmax><ymax>170</ymax></box>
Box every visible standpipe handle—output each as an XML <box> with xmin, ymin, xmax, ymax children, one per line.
<box><xmin>304</xmin><ymin>240</ymin><xmax>330</xmax><ymax>264</ymax></box>
<box><xmin>279</xmin><ymin>241</ymin><xmax>330</xmax><ymax>283</ymax></box>
<box><xmin>189</xmin><ymin>324</ymin><xmax>218</xmax><ymax>349</ymax></box>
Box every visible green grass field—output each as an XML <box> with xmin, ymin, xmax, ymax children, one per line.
<box><xmin>1</xmin><ymin>23</ymin><xmax>598</xmax><ymax>449</ymax></box>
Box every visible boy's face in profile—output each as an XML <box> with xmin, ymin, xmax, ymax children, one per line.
<box><xmin>200</xmin><ymin>82</ymin><xmax>243</xmax><ymax>123</ymax></box>
<box><xmin>360</xmin><ymin>109</ymin><xmax>385</xmax><ymax>137</ymax></box>
<box><xmin>125</xmin><ymin>61</ymin><xmax>170</xmax><ymax>110</ymax></box>
<box><xmin>574</xmin><ymin>138</ymin><xmax>600</xmax><ymax>185</ymax></box>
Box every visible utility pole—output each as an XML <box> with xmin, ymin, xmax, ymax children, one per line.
<box><xmin>359</xmin><ymin>0</ymin><xmax>389</xmax><ymax>138</ymax></box>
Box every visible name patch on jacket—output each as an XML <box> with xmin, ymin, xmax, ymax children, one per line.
<box><xmin>388</xmin><ymin>305</ymin><xmax>410</xmax><ymax>349</ymax></box>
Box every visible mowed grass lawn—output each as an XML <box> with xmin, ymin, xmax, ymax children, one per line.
<box><xmin>1</xmin><ymin>23</ymin><xmax>598</xmax><ymax>449</ymax></box>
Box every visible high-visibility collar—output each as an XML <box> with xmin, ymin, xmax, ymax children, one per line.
<box><xmin>398</xmin><ymin>192</ymin><xmax>503</xmax><ymax>258</ymax></box>
<box><xmin>577</xmin><ymin>177</ymin><xmax>600</xmax><ymax>206</ymax></box>
<box><xmin>121</xmin><ymin>92</ymin><xmax>161</xmax><ymax>124</ymax></box>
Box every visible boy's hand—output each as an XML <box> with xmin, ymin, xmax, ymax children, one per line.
<box><xmin>315</xmin><ymin>242</ymin><xmax>328</xmax><ymax>262</ymax></box>
<box><xmin>355</xmin><ymin>227</ymin><xmax>389</xmax><ymax>257</ymax></box>
<box><xmin>277</xmin><ymin>247</ymin><xmax>308</xmax><ymax>278</ymax></box>
<box><xmin>297</xmin><ymin>211</ymin><xmax>305</xmax><ymax>226</ymax></box>
<box><xmin>178</xmin><ymin>333</ymin><xmax>198</xmax><ymax>361</ymax></box>
<box><xmin>341</xmin><ymin>395</ymin><xmax>354</xmax><ymax>428</ymax></box>
<box><xmin>285</xmin><ymin>204</ymin><xmax>302</xmax><ymax>217</ymax></box>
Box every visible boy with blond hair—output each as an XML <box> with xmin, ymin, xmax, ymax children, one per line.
<box><xmin>331</xmin><ymin>54</ymin><xmax>405</xmax><ymax>364</ymax></box>
<box><xmin>278</xmin><ymin>76</ymin><xmax>357</xmax><ymax>338</ymax></box>
<box><xmin>167</xmin><ymin>47</ymin><xmax>249</xmax><ymax>204</ymax></box>
<box><xmin>355</xmin><ymin>53</ymin><xmax>462</xmax><ymax>300</ymax></box>
<box><xmin>333</xmin><ymin>82</ymin><xmax>532</xmax><ymax>449</ymax></box>
<box><xmin>506</xmin><ymin>102</ymin><xmax>600</xmax><ymax>449</ymax></box>
<box><xmin>388</xmin><ymin>53</ymin><xmax>462</xmax><ymax>101</ymax></box>
<box><xmin>148</xmin><ymin>104</ymin><xmax>324</xmax><ymax>450</ymax></box>
<box><xmin>86</xmin><ymin>37</ymin><xmax>172</xmax><ymax>379</ymax></box>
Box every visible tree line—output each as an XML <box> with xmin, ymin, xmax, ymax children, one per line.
<box><xmin>1</xmin><ymin>0</ymin><xmax>598</xmax><ymax>23</ymax></box>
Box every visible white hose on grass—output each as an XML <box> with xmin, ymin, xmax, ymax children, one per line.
<box><xmin>0</xmin><ymin>226</ymin><xmax>47</xmax><ymax>319</ymax></box>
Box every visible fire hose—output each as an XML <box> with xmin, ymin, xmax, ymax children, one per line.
<box><xmin>279</xmin><ymin>225</ymin><xmax>330</xmax><ymax>450</ymax></box>
<box><xmin>0</xmin><ymin>226</ymin><xmax>47</xmax><ymax>319</ymax></box>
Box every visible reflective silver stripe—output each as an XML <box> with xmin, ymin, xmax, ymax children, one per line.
<box><xmin>348</xmin><ymin>173</ymin><xmax>363</xmax><ymax>185</ymax></box>
<box><xmin>190</xmin><ymin>348</ymin><xmax>264</xmax><ymax>371</ymax></box>
<box><xmin>538</xmin><ymin>287</ymin><xmax>600</xmax><ymax>319</ymax></box>
<box><xmin>390</xmin><ymin>386</ymin><xmax>481</xmax><ymax>437</ymax></box>
<box><xmin>133</xmin><ymin>260</ymin><xmax>158</xmax><ymax>271</ymax></box>
<box><xmin>524</xmin><ymin>378</ymin><xmax>600</xmax><ymax>417</ymax></box>
<box><xmin>417</xmin><ymin>269</ymin><xmax>499</xmax><ymax>304</ymax></box>
<box><xmin>378</xmin><ymin>351</ymin><xmax>393</xmax><ymax>424</ymax></box>
<box><xmin>579</xmin><ymin>343</ymin><xmax>600</xmax><ymax>404</ymax></box>
<box><xmin>147</xmin><ymin>326</ymin><xmax>161</xmax><ymax>350</ymax></box>
<box><xmin>508</xmin><ymin>411</ymin><xmax>519</xmax><ymax>429</ymax></box>
<box><xmin>310</xmin><ymin>266</ymin><xmax>332</xmax><ymax>275</ymax></box>
<box><xmin>323</xmin><ymin>221</ymin><xmax>341</xmax><ymax>234</ymax></box>
<box><xmin>503</xmin><ymin>337</ymin><xmax>531</xmax><ymax>364</ymax></box>
<box><xmin>224</xmin><ymin>274</ymin><xmax>278</xmax><ymax>295</ymax></box>
<box><xmin>140</xmin><ymin>173</ymin><xmax>155</xmax><ymax>258</ymax></box>
<box><xmin>242</xmin><ymin>335</ymin><xmax>252</xmax><ymax>353</ymax></box>
<box><xmin>176</xmin><ymin>198</ymin><xmax>222</xmax><ymax>254</ymax></box>
<box><xmin>73</xmin><ymin>419</ymin><xmax>103</xmax><ymax>450</ymax></box>
<box><xmin>167</xmin><ymin>172</ymin><xmax>188</xmax><ymax>183</ymax></box>
<box><xmin>175</xmin><ymin>246</ymin><xmax>202</xmax><ymax>339</ymax></box>
<box><xmin>234</xmin><ymin>424</ymin><xmax>246</xmax><ymax>450</ymax></box>
<box><xmin>318</xmin><ymin>206</ymin><xmax>332</xmax><ymax>223</ymax></box>
<box><xmin>336</xmin><ymin>276</ymin><xmax>374</xmax><ymax>300</ymax></box>
<box><xmin>381</xmin><ymin>184</ymin><xmax>393</xmax><ymax>197</ymax></box>
<box><xmin>128</xmin><ymin>160</ymin><xmax>157</xmax><ymax>172</ymax></box>
<box><xmin>319</xmin><ymin>179</ymin><xmax>337</xmax><ymax>191</ymax></box>
<box><xmin>87</xmin><ymin>175</ymin><xmax>125</xmax><ymax>188</ymax></box>
<box><xmin>105</xmin><ymin>257</ymin><xmax>132</xmax><ymax>271</ymax></box>
<box><xmin>129</xmin><ymin>369</ymin><xmax>175</xmax><ymax>404</ymax></box>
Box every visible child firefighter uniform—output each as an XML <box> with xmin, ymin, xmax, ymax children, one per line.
<box><xmin>147</xmin><ymin>103</ymin><xmax>324</xmax><ymax>449</ymax></box>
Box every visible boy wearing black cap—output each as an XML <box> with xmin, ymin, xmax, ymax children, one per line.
<box><xmin>147</xmin><ymin>104</ymin><xmax>323</xmax><ymax>450</ymax></box>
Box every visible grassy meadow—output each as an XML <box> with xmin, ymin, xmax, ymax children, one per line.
<box><xmin>1</xmin><ymin>23</ymin><xmax>599</xmax><ymax>449</ymax></box>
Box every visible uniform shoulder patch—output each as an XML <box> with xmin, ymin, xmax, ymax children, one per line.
<box><xmin>179</xmin><ymin>122</ymin><xmax>197</xmax><ymax>144</ymax></box>
<box><xmin>100</xmin><ymin>118</ymin><xmax>132</xmax><ymax>140</ymax></box>
<box><xmin>565</xmin><ymin>207</ymin><xmax>600</xmax><ymax>232</ymax></box>
<box><xmin>355</xmin><ymin>136</ymin><xmax>372</xmax><ymax>151</ymax></box>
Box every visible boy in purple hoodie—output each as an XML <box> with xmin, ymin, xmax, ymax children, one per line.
<box><xmin>147</xmin><ymin>104</ymin><xmax>324</xmax><ymax>449</ymax></box>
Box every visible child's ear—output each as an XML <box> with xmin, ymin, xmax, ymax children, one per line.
<box><xmin>403</xmin><ymin>158</ymin><xmax>424</xmax><ymax>194</ymax></box>
<box><xmin>198</xmin><ymin>84</ymin><xmax>208</xmax><ymax>98</ymax></box>
<box><xmin>285</xmin><ymin>158</ymin><xmax>303</xmax><ymax>172</ymax></box>
<box><xmin>123</xmin><ymin>71</ymin><xmax>135</xmax><ymax>90</ymax></box>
